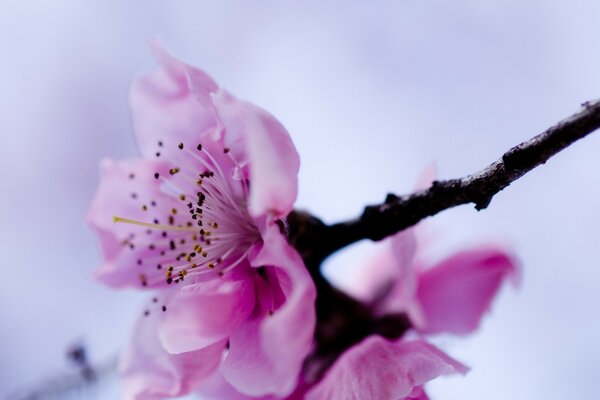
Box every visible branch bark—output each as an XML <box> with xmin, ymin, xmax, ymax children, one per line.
<box><xmin>290</xmin><ymin>99</ymin><xmax>600</xmax><ymax>267</ymax></box>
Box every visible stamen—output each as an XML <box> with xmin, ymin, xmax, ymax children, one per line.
<box><xmin>113</xmin><ymin>216</ymin><xmax>197</xmax><ymax>232</ymax></box>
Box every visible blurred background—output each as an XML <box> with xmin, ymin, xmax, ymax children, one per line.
<box><xmin>1</xmin><ymin>1</ymin><xmax>600</xmax><ymax>399</ymax></box>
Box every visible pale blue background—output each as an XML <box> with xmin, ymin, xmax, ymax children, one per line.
<box><xmin>1</xmin><ymin>1</ymin><xmax>600</xmax><ymax>399</ymax></box>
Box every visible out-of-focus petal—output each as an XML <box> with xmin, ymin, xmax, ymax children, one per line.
<box><xmin>212</xmin><ymin>90</ymin><xmax>300</xmax><ymax>218</ymax></box>
<box><xmin>222</xmin><ymin>222</ymin><xmax>315</xmax><ymax>396</ymax></box>
<box><xmin>130</xmin><ymin>41</ymin><xmax>217</xmax><ymax>159</ymax></box>
<box><xmin>383</xmin><ymin>229</ymin><xmax>426</xmax><ymax>327</ymax></box>
<box><xmin>406</xmin><ymin>386</ymin><xmax>430</xmax><ymax>400</ymax></box>
<box><xmin>87</xmin><ymin>158</ymin><xmax>173</xmax><ymax>289</ymax></box>
<box><xmin>416</xmin><ymin>247</ymin><xmax>518</xmax><ymax>335</ymax></box>
<box><xmin>158</xmin><ymin>270</ymin><xmax>255</xmax><ymax>354</ymax></box>
<box><xmin>119</xmin><ymin>301</ymin><xmax>226</xmax><ymax>400</ymax></box>
<box><xmin>344</xmin><ymin>229</ymin><xmax>425</xmax><ymax>326</ymax></box>
<box><xmin>305</xmin><ymin>336</ymin><xmax>467</xmax><ymax>400</ymax></box>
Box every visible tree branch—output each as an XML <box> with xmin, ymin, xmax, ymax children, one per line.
<box><xmin>290</xmin><ymin>99</ymin><xmax>600</xmax><ymax>266</ymax></box>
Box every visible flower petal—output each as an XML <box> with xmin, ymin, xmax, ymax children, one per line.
<box><xmin>383</xmin><ymin>229</ymin><xmax>426</xmax><ymax>327</ymax></box>
<box><xmin>199</xmin><ymin>370</ymin><xmax>278</xmax><ymax>400</ymax></box>
<box><xmin>305</xmin><ymin>336</ymin><xmax>467</xmax><ymax>400</ymax></box>
<box><xmin>119</xmin><ymin>301</ymin><xmax>226</xmax><ymax>400</ymax></box>
<box><xmin>221</xmin><ymin>222</ymin><xmax>316</xmax><ymax>396</ymax></box>
<box><xmin>416</xmin><ymin>247</ymin><xmax>518</xmax><ymax>335</ymax></box>
<box><xmin>212</xmin><ymin>90</ymin><xmax>300</xmax><ymax>218</ymax></box>
<box><xmin>158</xmin><ymin>269</ymin><xmax>255</xmax><ymax>354</ymax></box>
<box><xmin>407</xmin><ymin>386</ymin><xmax>430</xmax><ymax>400</ymax></box>
<box><xmin>130</xmin><ymin>41</ymin><xmax>218</xmax><ymax>159</ymax></box>
<box><xmin>87</xmin><ymin>158</ymin><xmax>175</xmax><ymax>289</ymax></box>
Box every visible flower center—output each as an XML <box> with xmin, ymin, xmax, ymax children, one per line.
<box><xmin>116</xmin><ymin>141</ymin><xmax>260</xmax><ymax>286</ymax></box>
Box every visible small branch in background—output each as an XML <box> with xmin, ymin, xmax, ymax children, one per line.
<box><xmin>66</xmin><ymin>343</ymin><xmax>96</xmax><ymax>383</ymax></box>
<box><xmin>290</xmin><ymin>99</ymin><xmax>600</xmax><ymax>266</ymax></box>
<box><xmin>4</xmin><ymin>344</ymin><xmax>117</xmax><ymax>400</ymax></box>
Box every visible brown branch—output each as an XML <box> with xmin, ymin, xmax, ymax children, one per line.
<box><xmin>289</xmin><ymin>99</ymin><xmax>600</xmax><ymax>267</ymax></box>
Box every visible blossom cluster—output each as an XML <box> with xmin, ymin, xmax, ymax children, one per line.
<box><xmin>88</xmin><ymin>43</ymin><xmax>517</xmax><ymax>400</ymax></box>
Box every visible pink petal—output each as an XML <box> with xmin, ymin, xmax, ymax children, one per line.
<box><xmin>345</xmin><ymin>230</ymin><xmax>425</xmax><ymax>327</ymax></box>
<box><xmin>149</xmin><ymin>39</ymin><xmax>219</xmax><ymax>112</ymax></box>
<box><xmin>407</xmin><ymin>386</ymin><xmax>430</xmax><ymax>400</ymax></box>
<box><xmin>119</xmin><ymin>301</ymin><xmax>226</xmax><ymax>400</ymax></box>
<box><xmin>416</xmin><ymin>247</ymin><xmax>518</xmax><ymax>335</ymax></box>
<box><xmin>158</xmin><ymin>270</ymin><xmax>255</xmax><ymax>354</ymax></box>
<box><xmin>222</xmin><ymin>222</ymin><xmax>316</xmax><ymax>396</ymax></box>
<box><xmin>382</xmin><ymin>229</ymin><xmax>426</xmax><ymax>327</ymax></box>
<box><xmin>87</xmin><ymin>158</ymin><xmax>174</xmax><ymax>289</ymax></box>
<box><xmin>199</xmin><ymin>370</ymin><xmax>278</xmax><ymax>400</ymax></box>
<box><xmin>221</xmin><ymin>320</ymin><xmax>280</xmax><ymax>396</ymax></box>
<box><xmin>212</xmin><ymin>90</ymin><xmax>300</xmax><ymax>218</ymax></box>
<box><xmin>414</xmin><ymin>163</ymin><xmax>437</xmax><ymax>191</ymax></box>
<box><xmin>130</xmin><ymin>41</ymin><xmax>218</xmax><ymax>160</ymax></box>
<box><xmin>305</xmin><ymin>336</ymin><xmax>467</xmax><ymax>400</ymax></box>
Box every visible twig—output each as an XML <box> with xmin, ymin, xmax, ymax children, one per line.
<box><xmin>4</xmin><ymin>357</ymin><xmax>117</xmax><ymax>400</ymax></box>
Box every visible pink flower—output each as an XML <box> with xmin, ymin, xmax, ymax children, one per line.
<box><xmin>314</xmin><ymin>226</ymin><xmax>518</xmax><ymax>399</ymax></box>
<box><xmin>87</xmin><ymin>41</ymin><xmax>315</xmax><ymax>399</ymax></box>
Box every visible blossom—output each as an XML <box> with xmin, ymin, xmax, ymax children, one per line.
<box><xmin>87</xmin><ymin>41</ymin><xmax>315</xmax><ymax>399</ymax></box>
<box><xmin>312</xmin><ymin>225</ymin><xmax>518</xmax><ymax>399</ymax></box>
